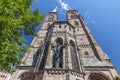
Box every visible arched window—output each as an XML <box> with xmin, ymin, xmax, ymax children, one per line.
<box><xmin>53</xmin><ymin>38</ymin><xmax>63</xmax><ymax>68</ymax></box>
<box><xmin>48</xmin><ymin>15</ymin><xmax>54</xmax><ymax>21</ymax></box>
<box><xmin>20</xmin><ymin>72</ymin><xmax>35</xmax><ymax>80</ymax></box>
<box><xmin>39</xmin><ymin>42</ymin><xmax>50</xmax><ymax>69</ymax></box>
<box><xmin>70</xmin><ymin>40</ymin><xmax>79</xmax><ymax>71</ymax></box>
<box><xmin>74</xmin><ymin>21</ymin><xmax>79</xmax><ymax>26</ymax></box>
<box><xmin>89</xmin><ymin>73</ymin><xmax>109</xmax><ymax>80</ymax></box>
<box><xmin>33</xmin><ymin>51</ymin><xmax>39</xmax><ymax>66</ymax></box>
<box><xmin>71</xmin><ymin>13</ymin><xmax>77</xmax><ymax>19</ymax></box>
<box><xmin>59</xmin><ymin>24</ymin><xmax>61</xmax><ymax>28</ymax></box>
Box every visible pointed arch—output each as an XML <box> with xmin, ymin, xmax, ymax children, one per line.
<box><xmin>32</xmin><ymin>51</ymin><xmax>39</xmax><ymax>66</ymax></box>
<box><xmin>39</xmin><ymin>41</ymin><xmax>50</xmax><ymax>69</ymax></box>
<box><xmin>56</xmin><ymin>37</ymin><xmax>63</xmax><ymax>45</ymax></box>
<box><xmin>48</xmin><ymin>15</ymin><xmax>54</xmax><ymax>21</ymax></box>
<box><xmin>69</xmin><ymin>40</ymin><xmax>79</xmax><ymax>71</ymax></box>
<box><xmin>88</xmin><ymin>72</ymin><xmax>111</xmax><ymax>80</ymax></box>
<box><xmin>74</xmin><ymin>21</ymin><xmax>79</xmax><ymax>26</ymax></box>
<box><xmin>19</xmin><ymin>72</ymin><xmax>35</xmax><ymax>80</ymax></box>
<box><xmin>53</xmin><ymin>37</ymin><xmax>63</xmax><ymax>68</ymax></box>
<box><xmin>70</xmin><ymin>13</ymin><xmax>77</xmax><ymax>19</ymax></box>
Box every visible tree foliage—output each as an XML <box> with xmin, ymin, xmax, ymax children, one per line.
<box><xmin>0</xmin><ymin>0</ymin><xmax>44</xmax><ymax>72</ymax></box>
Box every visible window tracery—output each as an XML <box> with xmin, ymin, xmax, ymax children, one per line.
<box><xmin>53</xmin><ymin>38</ymin><xmax>64</xmax><ymax>68</ymax></box>
<box><xmin>89</xmin><ymin>73</ymin><xmax>109</xmax><ymax>80</ymax></box>
<box><xmin>39</xmin><ymin>42</ymin><xmax>50</xmax><ymax>69</ymax></box>
<box><xmin>70</xmin><ymin>40</ymin><xmax>79</xmax><ymax>71</ymax></box>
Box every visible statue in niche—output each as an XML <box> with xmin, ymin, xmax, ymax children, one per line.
<box><xmin>52</xmin><ymin>43</ymin><xmax>65</xmax><ymax>68</ymax></box>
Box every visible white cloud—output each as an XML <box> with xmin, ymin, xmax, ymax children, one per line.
<box><xmin>56</xmin><ymin>0</ymin><xmax>72</xmax><ymax>10</ymax></box>
<box><xmin>52</xmin><ymin>7</ymin><xmax>58</xmax><ymax>12</ymax></box>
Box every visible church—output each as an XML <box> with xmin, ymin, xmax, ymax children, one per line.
<box><xmin>11</xmin><ymin>10</ymin><xmax>119</xmax><ymax>80</ymax></box>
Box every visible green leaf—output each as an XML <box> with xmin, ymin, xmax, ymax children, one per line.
<box><xmin>0</xmin><ymin>0</ymin><xmax>44</xmax><ymax>73</ymax></box>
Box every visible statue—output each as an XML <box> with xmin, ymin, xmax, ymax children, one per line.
<box><xmin>53</xmin><ymin>43</ymin><xmax>65</xmax><ymax>68</ymax></box>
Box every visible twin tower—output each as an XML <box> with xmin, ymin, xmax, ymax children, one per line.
<box><xmin>12</xmin><ymin>10</ymin><xmax>119</xmax><ymax>80</ymax></box>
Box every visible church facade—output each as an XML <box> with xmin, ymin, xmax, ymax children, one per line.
<box><xmin>12</xmin><ymin>10</ymin><xmax>119</xmax><ymax>80</ymax></box>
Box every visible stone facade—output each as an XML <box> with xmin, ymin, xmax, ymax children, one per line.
<box><xmin>11</xmin><ymin>10</ymin><xmax>119</xmax><ymax>80</ymax></box>
<box><xmin>0</xmin><ymin>71</ymin><xmax>11</xmax><ymax>80</ymax></box>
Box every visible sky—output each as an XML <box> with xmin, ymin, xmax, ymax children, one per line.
<box><xmin>28</xmin><ymin>0</ymin><xmax>120</xmax><ymax>73</ymax></box>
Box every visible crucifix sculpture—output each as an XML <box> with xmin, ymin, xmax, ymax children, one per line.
<box><xmin>52</xmin><ymin>43</ymin><xmax>65</xmax><ymax>68</ymax></box>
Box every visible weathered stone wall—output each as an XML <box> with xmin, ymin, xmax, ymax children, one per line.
<box><xmin>11</xmin><ymin>10</ymin><xmax>119</xmax><ymax>80</ymax></box>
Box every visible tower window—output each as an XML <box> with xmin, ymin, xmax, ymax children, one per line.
<box><xmin>48</xmin><ymin>15</ymin><xmax>54</xmax><ymax>21</ymax></box>
<box><xmin>74</xmin><ymin>21</ymin><xmax>79</xmax><ymax>26</ymax></box>
<box><xmin>64</xmin><ymin>25</ymin><xmax>67</xmax><ymax>29</ymax></box>
<box><xmin>71</xmin><ymin>14</ymin><xmax>77</xmax><ymax>19</ymax></box>
<box><xmin>59</xmin><ymin>24</ymin><xmax>61</xmax><ymax>28</ymax></box>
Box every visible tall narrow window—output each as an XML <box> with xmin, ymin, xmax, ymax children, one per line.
<box><xmin>39</xmin><ymin>42</ymin><xmax>50</xmax><ymax>69</ymax></box>
<box><xmin>33</xmin><ymin>51</ymin><xmax>39</xmax><ymax>66</ymax></box>
<box><xmin>70</xmin><ymin>40</ymin><xmax>79</xmax><ymax>71</ymax></box>
<box><xmin>53</xmin><ymin>38</ymin><xmax>63</xmax><ymax>68</ymax></box>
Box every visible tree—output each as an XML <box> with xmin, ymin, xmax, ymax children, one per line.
<box><xmin>0</xmin><ymin>0</ymin><xmax>44</xmax><ymax>72</ymax></box>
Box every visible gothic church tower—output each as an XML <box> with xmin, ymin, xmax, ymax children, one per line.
<box><xmin>12</xmin><ymin>10</ymin><xmax>119</xmax><ymax>80</ymax></box>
